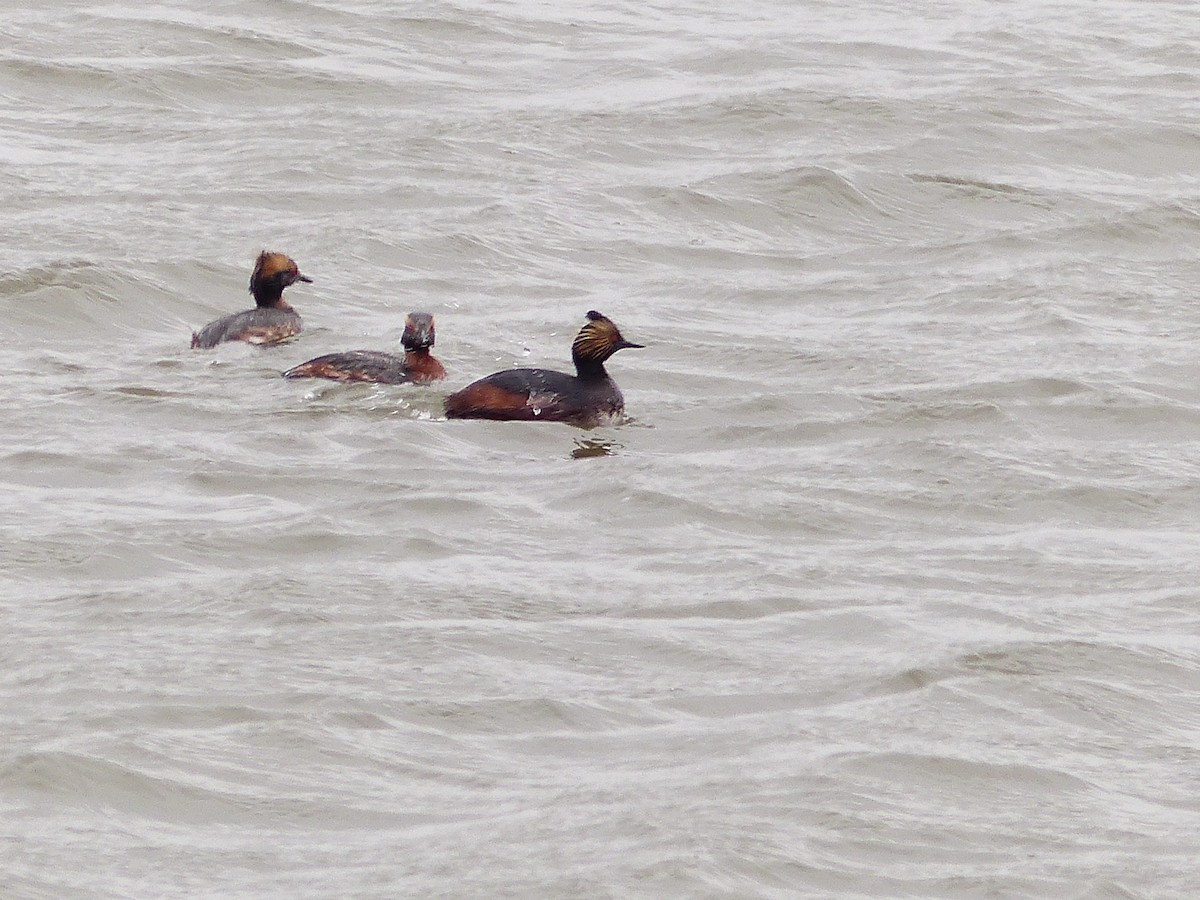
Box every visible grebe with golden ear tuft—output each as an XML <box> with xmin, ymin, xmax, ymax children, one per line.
<box><xmin>190</xmin><ymin>251</ymin><xmax>312</xmax><ymax>349</ymax></box>
<box><xmin>444</xmin><ymin>311</ymin><xmax>643</xmax><ymax>427</ymax></box>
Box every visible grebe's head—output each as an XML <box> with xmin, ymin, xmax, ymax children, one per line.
<box><xmin>401</xmin><ymin>311</ymin><xmax>436</xmax><ymax>351</ymax></box>
<box><xmin>249</xmin><ymin>251</ymin><xmax>312</xmax><ymax>303</ymax></box>
<box><xmin>571</xmin><ymin>310</ymin><xmax>643</xmax><ymax>364</ymax></box>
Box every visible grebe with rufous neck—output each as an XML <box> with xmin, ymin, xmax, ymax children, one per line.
<box><xmin>282</xmin><ymin>311</ymin><xmax>446</xmax><ymax>384</ymax></box>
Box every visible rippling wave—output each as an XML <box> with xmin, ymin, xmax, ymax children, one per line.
<box><xmin>3</xmin><ymin>0</ymin><xmax>1200</xmax><ymax>896</ymax></box>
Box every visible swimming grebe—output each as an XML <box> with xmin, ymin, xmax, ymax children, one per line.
<box><xmin>444</xmin><ymin>310</ymin><xmax>642</xmax><ymax>426</ymax></box>
<box><xmin>190</xmin><ymin>251</ymin><xmax>312</xmax><ymax>349</ymax></box>
<box><xmin>281</xmin><ymin>311</ymin><xmax>446</xmax><ymax>384</ymax></box>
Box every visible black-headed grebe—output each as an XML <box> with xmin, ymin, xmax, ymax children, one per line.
<box><xmin>444</xmin><ymin>311</ymin><xmax>642</xmax><ymax>426</ymax></box>
<box><xmin>191</xmin><ymin>251</ymin><xmax>312</xmax><ymax>349</ymax></box>
<box><xmin>281</xmin><ymin>311</ymin><xmax>446</xmax><ymax>384</ymax></box>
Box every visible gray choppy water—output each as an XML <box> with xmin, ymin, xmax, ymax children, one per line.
<box><xmin>3</xmin><ymin>1</ymin><xmax>1200</xmax><ymax>897</ymax></box>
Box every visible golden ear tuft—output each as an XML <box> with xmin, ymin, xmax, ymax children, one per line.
<box><xmin>255</xmin><ymin>251</ymin><xmax>296</xmax><ymax>279</ymax></box>
<box><xmin>572</xmin><ymin>312</ymin><xmax>621</xmax><ymax>361</ymax></box>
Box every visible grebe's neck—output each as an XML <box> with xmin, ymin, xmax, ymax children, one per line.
<box><xmin>572</xmin><ymin>354</ymin><xmax>609</xmax><ymax>381</ymax></box>
<box><xmin>405</xmin><ymin>347</ymin><xmax>445</xmax><ymax>380</ymax></box>
<box><xmin>252</xmin><ymin>286</ymin><xmax>291</xmax><ymax>309</ymax></box>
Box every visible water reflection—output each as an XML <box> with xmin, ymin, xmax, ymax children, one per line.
<box><xmin>571</xmin><ymin>438</ymin><xmax>621</xmax><ymax>459</ymax></box>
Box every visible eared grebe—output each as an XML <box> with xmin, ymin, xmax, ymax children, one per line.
<box><xmin>281</xmin><ymin>311</ymin><xmax>446</xmax><ymax>384</ymax></box>
<box><xmin>190</xmin><ymin>251</ymin><xmax>312</xmax><ymax>349</ymax></box>
<box><xmin>444</xmin><ymin>310</ymin><xmax>642</xmax><ymax>426</ymax></box>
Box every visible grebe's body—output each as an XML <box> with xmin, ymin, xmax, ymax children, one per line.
<box><xmin>444</xmin><ymin>311</ymin><xmax>642</xmax><ymax>427</ymax></box>
<box><xmin>191</xmin><ymin>251</ymin><xmax>311</xmax><ymax>349</ymax></box>
<box><xmin>283</xmin><ymin>312</ymin><xmax>445</xmax><ymax>384</ymax></box>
